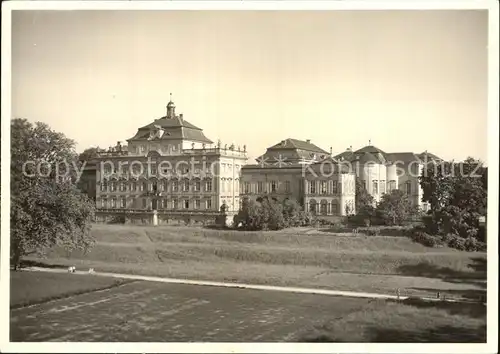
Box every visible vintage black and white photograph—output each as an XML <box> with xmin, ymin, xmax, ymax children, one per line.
<box><xmin>1</xmin><ymin>1</ymin><xmax>498</xmax><ymax>352</ymax></box>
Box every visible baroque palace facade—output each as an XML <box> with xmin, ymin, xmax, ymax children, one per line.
<box><xmin>334</xmin><ymin>144</ymin><xmax>442</xmax><ymax>211</ymax></box>
<box><xmin>92</xmin><ymin>99</ymin><xmax>247</xmax><ymax>224</ymax></box>
<box><xmin>85</xmin><ymin>96</ymin><xmax>442</xmax><ymax>224</ymax></box>
<box><xmin>239</xmin><ymin>139</ymin><xmax>357</xmax><ymax>217</ymax></box>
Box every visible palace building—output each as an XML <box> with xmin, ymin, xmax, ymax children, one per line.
<box><xmin>334</xmin><ymin>143</ymin><xmax>443</xmax><ymax>211</ymax></box>
<box><xmin>83</xmin><ymin>96</ymin><xmax>444</xmax><ymax>224</ymax></box>
<box><xmin>240</xmin><ymin>138</ymin><xmax>357</xmax><ymax>217</ymax></box>
<box><xmin>93</xmin><ymin>97</ymin><xmax>247</xmax><ymax>224</ymax></box>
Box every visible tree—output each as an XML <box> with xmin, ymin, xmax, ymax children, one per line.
<box><xmin>235</xmin><ymin>197</ymin><xmax>261</xmax><ymax>230</ymax></box>
<box><xmin>376</xmin><ymin>189</ymin><xmax>416</xmax><ymax>225</ymax></box>
<box><xmin>355</xmin><ymin>178</ymin><xmax>374</xmax><ymax>211</ymax></box>
<box><xmin>78</xmin><ymin>147</ymin><xmax>99</xmax><ymax>162</ymax></box>
<box><xmin>262</xmin><ymin>197</ymin><xmax>285</xmax><ymax>230</ymax></box>
<box><xmin>10</xmin><ymin>118</ymin><xmax>96</xmax><ymax>269</ymax></box>
<box><xmin>282</xmin><ymin>198</ymin><xmax>310</xmax><ymax>227</ymax></box>
<box><xmin>354</xmin><ymin>178</ymin><xmax>375</xmax><ymax>225</ymax></box>
<box><xmin>419</xmin><ymin>157</ymin><xmax>487</xmax><ymax>239</ymax></box>
<box><xmin>235</xmin><ymin>196</ymin><xmax>299</xmax><ymax>231</ymax></box>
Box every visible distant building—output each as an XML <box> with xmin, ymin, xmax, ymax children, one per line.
<box><xmin>77</xmin><ymin>163</ymin><xmax>97</xmax><ymax>203</ymax></box>
<box><xmin>240</xmin><ymin>138</ymin><xmax>356</xmax><ymax>216</ymax></box>
<box><xmin>93</xmin><ymin>97</ymin><xmax>247</xmax><ymax>224</ymax></box>
<box><xmin>334</xmin><ymin>143</ymin><xmax>443</xmax><ymax>210</ymax></box>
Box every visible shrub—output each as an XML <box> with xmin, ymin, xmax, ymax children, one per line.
<box><xmin>411</xmin><ymin>231</ymin><xmax>441</xmax><ymax>248</ymax></box>
<box><xmin>477</xmin><ymin>224</ymin><xmax>487</xmax><ymax>243</ymax></box>
<box><xmin>373</xmin><ymin>226</ymin><xmax>413</xmax><ymax>237</ymax></box>
<box><xmin>442</xmin><ymin>233</ymin><xmax>486</xmax><ymax>251</ymax></box>
<box><xmin>297</xmin><ymin>210</ymin><xmax>313</xmax><ymax>226</ymax></box>
<box><xmin>464</xmin><ymin>237</ymin><xmax>486</xmax><ymax>252</ymax></box>
<box><xmin>109</xmin><ymin>215</ymin><xmax>126</xmax><ymax>224</ymax></box>
<box><xmin>446</xmin><ymin>234</ymin><xmax>467</xmax><ymax>251</ymax></box>
<box><xmin>362</xmin><ymin>228</ymin><xmax>381</xmax><ymax>236</ymax></box>
<box><xmin>348</xmin><ymin>214</ymin><xmax>370</xmax><ymax>227</ymax></box>
<box><xmin>421</xmin><ymin>215</ymin><xmax>439</xmax><ymax>234</ymax></box>
<box><xmin>375</xmin><ymin>190</ymin><xmax>417</xmax><ymax>226</ymax></box>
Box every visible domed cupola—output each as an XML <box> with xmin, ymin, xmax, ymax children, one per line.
<box><xmin>166</xmin><ymin>93</ymin><xmax>176</xmax><ymax>118</ymax></box>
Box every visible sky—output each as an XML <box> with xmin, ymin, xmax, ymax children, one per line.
<box><xmin>11</xmin><ymin>9</ymin><xmax>489</xmax><ymax>163</ymax></box>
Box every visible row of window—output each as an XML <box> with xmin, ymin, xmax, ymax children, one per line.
<box><xmin>102</xmin><ymin>162</ymin><xmax>242</xmax><ymax>175</ymax></box>
<box><xmin>307</xmin><ymin>180</ymin><xmax>338</xmax><ymax>195</ymax></box>
<box><xmin>103</xmin><ymin>165</ymin><xmax>207</xmax><ymax>176</ymax></box>
<box><xmin>365</xmin><ymin>180</ymin><xmax>410</xmax><ymax>195</ymax></box>
<box><xmin>128</xmin><ymin>144</ymin><xmax>180</xmax><ymax>155</ymax></box>
<box><xmin>100</xmin><ymin>179</ymin><xmax>213</xmax><ymax>193</ymax></box>
<box><xmin>307</xmin><ymin>200</ymin><xmax>340</xmax><ymax>215</ymax></box>
<box><xmin>100</xmin><ymin>197</ymin><xmax>213</xmax><ymax>210</ymax></box>
<box><xmin>242</xmin><ymin>181</ymin><xmax>291</xmax><ymax>194</ymax></box>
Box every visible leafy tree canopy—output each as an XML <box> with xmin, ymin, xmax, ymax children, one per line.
<box><xmin>419</xmin><ymin>157</ymin><xmax>487</xmax><ymax>239</ymax></box>
<box><xmin>11</xmin><ymin>118</ymin><xmax>96</xmax><ymax>269</ymax></box>
<box><xmin>376</xmin><ymin>189</ymin><xmax>417</xmax><ymax>226</ymax></box>
<box><xmin>78</xmin><ymin>147</ymin><xmax>100</xmax><ymax>162</ymax></box>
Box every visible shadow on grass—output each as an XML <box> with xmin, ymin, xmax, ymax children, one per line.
<box><xmin>408</xmin><ymin>287</ymin><xmax>487</xmax><ymax>303</ymax></box>
<box><xmin>319</xmin><ymin>227</ymin><xmax>413</xmax><ymax>237</ymax></box>
<box><xmin>368</xmin><ymin>324</ymin><xmax>487</xmax><ymax>343</ymax></box>
<box><xmin>397</xmin><ymin>257</ymin><xmax>487</xmax><ymax>283</ymax></box>
<box><xmin>299</xmin><ymin>297</ymin><xmax>487</xmax><ymax>343</ymax></box>
<box><xmin>319</xmin><ymin>227</ymin><xmax>355</xmax><ymax>234</ymax></box>
<box><xmin>203</xmin><ymin>224</ymin><xmax>231</xmax><ymax>231</ymax></box>
<box><xmin>300</xmin><ymin>323</ymin><xmax>486</xmax><ymax>343</ymax></box>
<box><xmin>18</xmin><ymin>259</ymin><xmax>68</xmax><ymax>270</ymax></box>
<box><xmin>394</xmin><ymin>297</ymin><xmax>486</xmax><ymax>319</ymax></box>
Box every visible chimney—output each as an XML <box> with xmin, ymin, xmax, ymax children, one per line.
<box><xmin>179</xmin><ymin>113</ymin><xmax>183</xmax><ymax>121</ymax></box>
<box><xmin>306</xmin><ymin>139</ymin><xmax>311</xmax><ymax>144</ymax></box>
<box><xmin>329</xmin><ymin>147</ymin><xmax>333</xmax><ymax>155</ymax></box>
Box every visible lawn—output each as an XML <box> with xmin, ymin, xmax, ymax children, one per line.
<box><xmin>10</xmin><ymin>270</ymin><xmax>132</xmax><ymax>308</ymax></box>
<box><xmin>22</xmin><ymin>224</ymin><xmax>487</xmax><ymax>299</ymax></box>
<box><xmin>299</xmin><ymin>297</ymin><xmax>487</xmax><ymax>342</ymax></box>
<box><xmin>10</xmin><ymin>271</ymin><xmax>487</xmax><ymax>343</ymax></box>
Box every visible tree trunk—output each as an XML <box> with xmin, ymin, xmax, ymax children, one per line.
<box><xmin>11</xmin><ymin>240</ymin><xmax>22</xmax><ymax>271</ymax></box>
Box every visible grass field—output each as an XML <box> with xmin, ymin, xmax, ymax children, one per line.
<box><xmin>23</xmin><ymin>224</ymin><xmax>487</xmax><ymax>299</ymax></box>
<box><xmin>10</xmin><ymin>271</ymin><xmax>486</xmax><ymax>342</ymax></box>
<box><xmin>300</xmin><ymin>298</ymin><xmax>486</xmax><ymax>342</ymax></box>
<box><xmin>10</xmin><ymin>271</ymin><xmax>132</xmax><ymax>309</ymax></box>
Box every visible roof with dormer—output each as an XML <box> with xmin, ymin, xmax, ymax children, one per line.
<box><xmin>417</xmin><ymin>151</ymin><xmax>443</xmax><ymax>163</ymax></box>
<box><xmin>127</xmin><ymin>112</ymin><xmax>213</xmax><ymax>144</ymax></box>
<box><xmin>268</xmin><ymin>138</ymin><xmax>329</xmax><ymax>154</ymax></box>
<box><xmin>255</xmin><ymin>138</ymin><xmax>330</xmax><ymax>164</ymax></box>
<box><xmin>334</xmin><ymin>145</ymin><xmax>442</xmax><ymax>165</ymax></box>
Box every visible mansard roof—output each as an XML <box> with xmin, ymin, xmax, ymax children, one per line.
<box><xmin>385</xmin><ymin>152</ymin><xmax>420</xmax><ymax>164</ymax></box>
<box><xmin>254</xmin><ymin>138</ymin><xmax>330</xmax><ymax>164</ymax></box>
<box><xmin>354</xmin><ymin>145</ymin><xmax>387</xmax><ymax>155</ymax></box>
<box><xmin>268</xmin><ymin>138</ymin><xmax>329</xmax><ymax>154</ymax></box>
<box><xmin>417</xmin><ymin>151</ymin><xmax>443</xmax><ymax>163</ymax></box>
<box><xmin>335</xmin><ymin>145</ymin><xmax>442</xmax><ymax>166</ymax></box>
<box><xmin>127</xmin><ymin>114</ymin><xmax>213</xmax><ymax>144</ymax></box>
<box><xmin>334</xmin><ymin>150</ymin><xmax>355</xmax><ymax>161</ymax></box>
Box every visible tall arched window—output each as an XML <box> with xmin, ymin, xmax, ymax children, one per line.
<box><xmin>309</xmin><ymin>199</ymin><xmax>317</xmax><ymax>214</ymax></box>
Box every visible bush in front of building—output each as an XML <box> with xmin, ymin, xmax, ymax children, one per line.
<box><xmin>375</xmin><ymin>190</ymin><xmax>419</xmax><ymax>226</ymax></box>
<box><xmin>418</xmin><ymin>157</ymin><xmax>487</xmax><ymax>251</ymax></box>
<box><xmin>234</xmin><ymin>197</ymin><xmax>313</xmax><ymax>231</ymax></box>
<box><xmin>410</xmin><ymin>230</ymin><xmax>443</xmax><ymax>248</ymax></box>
